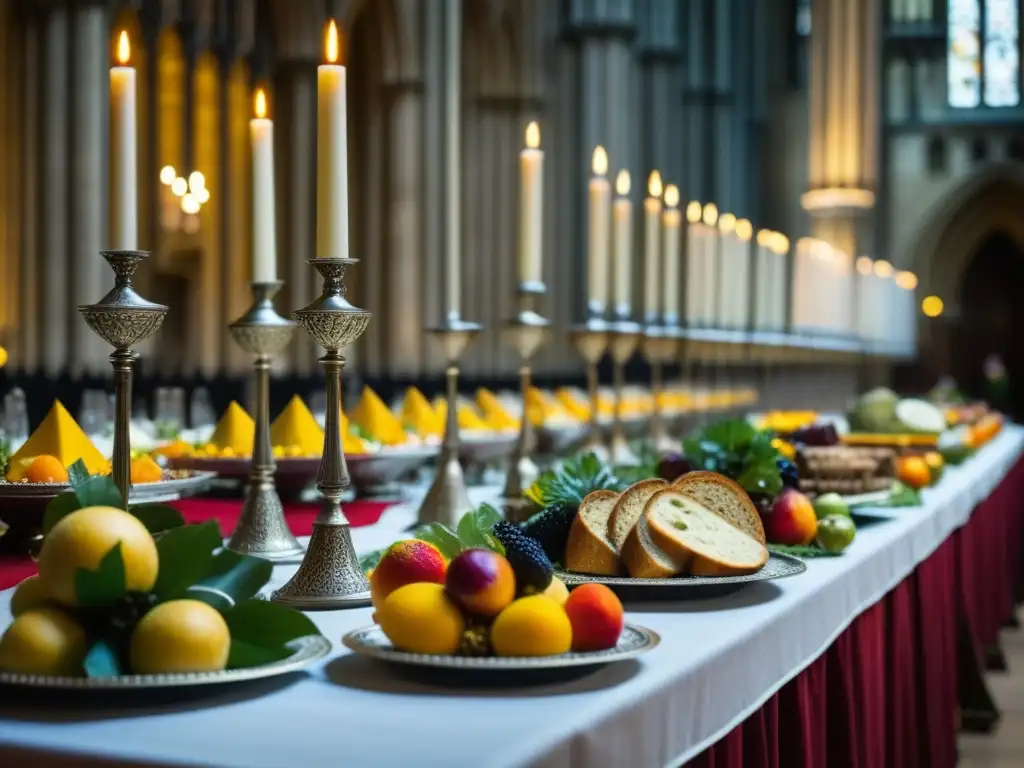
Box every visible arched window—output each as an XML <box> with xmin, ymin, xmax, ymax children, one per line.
<box><xmin>948</xmin><ymin>0</ymin><xmax>1020</xmax><ymax>108</ymax></box>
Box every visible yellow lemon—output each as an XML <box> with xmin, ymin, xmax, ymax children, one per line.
<box><xmin>11</xmin><ymin>575</ymin><xmax>51</xmax><ymax>617</ymax></box>
<box><xmin>490</xmin><ymin>595</ymin><xmax>572</xmax><ymax>657</ymax></box>
<box><xmin>542</xmin><ymin>576</ymin><xmax>570</xmax><ymax>607</ymax></box>
<box><xmin>38</xmin><ymin>506</ymin><xmax>158</xmax><ymax>607</ymax></box>
<box><xmin>376</xmin><ymin>582</ymin><xmax>464</xmax><ymax>655</ymax></box>
<box><xmin>0</xmin><ymin>608</ymin><xmax>87</xmax><ymax>676</ymax></box>
<box><xmin>130</xmin><ymin>600</ymin><xmax>231</xmax><ymax>675</ymax></box>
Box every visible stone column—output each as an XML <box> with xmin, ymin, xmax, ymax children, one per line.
<box><xmin>41</xmin><ymin>7</ymin><xmax>70</xmax><ymax>378</ymax></box>
<box><xmin>70</xmin><ymin>2</ymin><xmax>107</xmax><ymax>377</ymax></box>
<box><xmin>19</xmin><ymin>13</ymin><xmax>40</xmax><ymax>374</ymax></box>
<box><xmin>637</xmin><ymin>0</ymin><xmax>682</xmax><ymax>192</ymax></box>
<box><xmin>0</xmin><ymin>1</ymin><xmax>18</xmax><ymax>359</ymax></box>
<box><xmin>683</xmin><ymin>0</ymin><xmax>713</xmax><ymax>204</ymax></box>
<box><xmin>804</xmin><ymin>0</ymin><xmax>880</xmax><ymax>258</ymax></box>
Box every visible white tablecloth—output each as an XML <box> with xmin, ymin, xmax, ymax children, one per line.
<box><xmin>0</xmin><ymin>428</ymin><xmax>1021</xmax><ymax>768</ymax></box>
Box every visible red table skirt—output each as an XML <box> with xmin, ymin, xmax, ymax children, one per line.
<box><xmin>688</xmin><ymin>457</ymin><xmax>1024</xmax><ymax>768</ymax></box>
<box><xmin>0</xmin><ymin>498</ymin><xmax>392</xmax><ymax>591</ymax></box>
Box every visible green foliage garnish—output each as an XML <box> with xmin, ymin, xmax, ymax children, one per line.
<box><xmin>769</xmin><ymin>544</ymin><xmax>842</xmax><ymax>558</ymax></box>
<box><xmin>613</xmin><ymin>442</ymin><xmax>661</xmax><ymax>485</ymax></box>
<box><xmin>881</xmin><ymin>481</ymin><xmax>922</xmax><ymax>508</ymax></box>
<box><xmin>683</xmin><ymin>419</ymin><xmax>783</xmax><ymax>495</ymax></box>
<box><xmin>153</xmin><ymin>421</ymin><xmax>180</xmax><ymax>441</ymax></box>
<box><xmin>0</xmin><ymin>433</ymin><xmax>12</xmax><ymax>476</ymax></box>
<box><xmin>524</xmin><ymin>452</ymin><xmax>624</xmax><ymax>509</ymax></box>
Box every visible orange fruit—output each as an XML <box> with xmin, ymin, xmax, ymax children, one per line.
<box><xmin>25</xmin><ymin>456</ymin><xmax>68</xmax><ymax>484</ymax></box>
<box><xmin>376</xmin><ymin>583</ymin><xmax>464</xmax><ymax>655</ymax></box>
<box><xmin>564</xmin><ymin>583</ymin><xmax>624</xmax><ymax>651</ymax></box>
<box><xmin>130</xmin><ymin>456</ymin><xmax>163</xmax><ymax>484</ymax></box>
<box><xmin>898</xmin><ymin>456</ymin><xmax>932</xmax><ymax>490</ymax></box>
<box><xmin>490</xmin><ymin>596</ymin><xmax>572</xmax><ymax>657</ymax></box>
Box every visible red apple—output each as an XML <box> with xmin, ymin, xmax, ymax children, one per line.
<box><xmin>765</xmin><ymin>488</ymin><xmax>818</xmax><ymax>546</ymax></box>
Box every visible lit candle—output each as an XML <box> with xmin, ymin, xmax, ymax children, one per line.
<box><xmin>642</xmin><ymin>171</ymin><xmax>662</xmax><ymax>323</ymax></box>
<box><xmin>793</xmin><ymin>238</ymin><xmax>810</xmax><ymax>330</ymax></box>
<box><xmin>588</xmin><ymin>146</ymin><xmax>611</xmax><ymax>316</ymax></box>
<box><xmin>734</xmin><ymin>219</ymin><xmax>753</xmax><ymax>330</ymax></box>
<box><xmin>716</xmin><ymin>212</ymin><xmax>736</xmax><ymax>328</ymax></box>
<box><xmin>834</xmin><ymin>249</ymin><xmax>852</xmax><ymax>335</ymax></box>
<box><xmin>317</xmin><ymin>20</ymin><xmax>348</xmax><ymax>262</ymax></box>
<box><xmin>754</xmin><ymin>230</ymin><xmax>772</xmax><ymax>330</ymax></box>
<box><xmin>661</xmin><ymin>184</ymin><xmax>682</xmax><ymax>325</ymax></box>
<box><xmin>518</xmin><ymin>121</ymin><xmax>543</xmax><ymax>286</ymax></box>
<box><xmin>250</xmin><ymin>89</ymin><xmax>276</xmax><ymax>283</ymax></box>
<box><xmin>612</xmin><ymin>170</ymin><xmax>633</xmax><ymax>319</ymax></box>
<box><xmin>771</xmin><ymin>234</ymin><xmax>790</xmax><ymax>331</ymax></box>
<box><xmin>685</xmin><ymin>202</ymin><xmax>703</xmax><ymax>326</ymax></box>
<box><xmin>110</xmin><ymin>31</ymin><xmax>137</xmax><ymax>250</ymax></box>
<box><xmin>855</xmin><ymin>256</ymin><xmax>874</xmax><ymax>344</ymax></box>
<box><xmin>702</xmin><ymin>204</ymin><xmax>719</xmax><ymax>326</ymax></box>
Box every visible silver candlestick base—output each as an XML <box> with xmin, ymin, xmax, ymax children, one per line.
<box><xmin>569</xmin><ymin>312</ymin><xmax>610</xmax><ymax>461</ymax></box>
<box><xmin>608</xmin><ymin>320</ymin><xmax>642</xmax><ymax>466</ymax></box>
<box><xmin>643</xmin><ymin>323</ymin><xmax>682</xmax><ymax>454</ymax></box>
<box><xmin>79</xmin><ymin>251</ymin><xmax>167</xmax><ymax>503</ymax></box>
<box><xmin>273</xmin><ymin>259</ymin><xmax>372</xmax><ymax>610</ymax></box>
<box><xmin>227</xmin><ymin>281</ymin><xmax>302</xmax><ymax>561</ymax></box>
<box><xmin>501</xmin><ymin>283</ymin><xmax>549</xmax><ymax>523</ymax></box>
<box><xmin>415</xmin><ymin>316</ymin><xmax>482</xmax><ymax>530</ymax></box>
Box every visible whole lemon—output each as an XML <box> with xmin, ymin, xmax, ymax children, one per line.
<box><xmin>38</xmin><ymin>506</ymin><xmax>159</xmax><ymax>606</ymax></box>
<box><xmin>11</xmin><ymin>575</ymin><xmax>50</xmax><ymax>617</ymax></box>
<box><xmin>0</xmin><ymin>608</ymin><xmax>87</xmax><ymax>676</ymax></box>
<box><xmin>377</xmin><ymin>582</ymin><xmax>464</xmax><ymax>655</ymax></box>
<box><xmin>130</xmin><ymin>599</ymin><xmax>231</xmax><ymax>675</ymax></box>
<box><xmin>490</xmin><ymin>595</ymin><xmax>572</xmax><ymax>657</ymax></box>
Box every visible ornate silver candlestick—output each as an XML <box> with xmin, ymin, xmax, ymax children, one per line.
<box><xmin>226</xmin><ymin>282</ymin><xmax>302</xmax><ymax>561</ymax></box>
<box><xmin>608</xmin><ymin>320</ymin><xmax>642</xmax><ymax>466</ymax></box>
<box><xmin>501</xmin><ymin>283</ymin><xmax>549</xmax><ymax>516</ymax></box>
<box><xmin>415</xmin><ymin>317</ymin><xmax>482</xmax><ymax>529</ymax></box>
<box><xmin>569</xmin><ymin>315</ymin><xmax>609</xmax><ymax>460</ymax></box>
<box><xmin>79</xmin><ymin>251</ymin><xmax>167</xmax><ymax>503</ymax></box>
<box><xmin>273</xmin><ymin>258</ymin><xmax>371</xmax><ymax>610</ymax></box>
<box><xmin>643</xmin><ymin>323</ymin><xmax>682</xmax><ymax>454</ymax></box>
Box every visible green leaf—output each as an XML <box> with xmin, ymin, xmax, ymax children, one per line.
<box><xmin>704</xmin><ymin>419</ymin><xmax>756</xmax><ymax>453</ymax></box>
<box><xmin>227</xmin><ymin>638</ymin><xmax>293</xmax><ymax>670</ymax></box>
<box><xmin>74</xmin><ymin>474</ymin><xmax>126</xmax><ymax>511</ymax></box>
<box><xmin>769</xmin><ymin>544</ymin><xmax>842</xmax><ymax>558</ymax></box>
<box><xmin>152</xmin><ymin>520</ymin><xmax>222</xmax><ymax>600</ymax></box>
<box><xmin>75</xmin><ymin>543</ymin><xmax>127</xmax><ymax>607</ymax></box>
<box><xmin>225</xmin><ymin>598</ymin><xmax>322</xmax><ymax>649</ymax></box>
<box><xmin>456</xmin><ymin>511</ymin><xmax>490</xmax><ymax>550</ymax></box>
<box><xmin>473</xmin><ymin>503</ymin><xmax>503</xmax><ymax>531</ymax></box>
<box><xmin>360</xmin><ymin>548</ymin><xmax>384</xmax><ymax>573</ymax></box>
<box><xmin>42</xmin><ymin>490</ymin><xmax>85</xmax><ymax>535</ymax></box>
<box><xmin>67</xmin><ymin>459</ymin><xmax>90</xmax><ymax>488</ymax></box>
<box><xmin>185</xmin><ymin>550</ymin><xmax>273</xmax><ymax>612</ymax></box>
<box><xmin>82</xmin><ymin>638</ymin><xmax>122</xmax><ymax>677</ymax></box>
<box><xmin>414</xmin><ymin>523</ymin><xmax>464</xmax><ymax>559</ymax></box>
<box><xmin>880</xmin><ymin>482</ymin><xmax>923</xmax><ymax>508</ymax></box>
<box><xmin>735</xmin><ymin>465</ymin><xmax>783</xmax><ymax>496</ymax></box>
<box><xmin>129</xmin><ymin>503</ymin><xmax>185</xmax><ymax>534</ymax></box>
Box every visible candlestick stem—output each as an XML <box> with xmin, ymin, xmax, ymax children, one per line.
<box><xmin>608</xmin><ymin>322</ymin><xmax>641</xmax><ymax>466</ymax></box>
<box><xmin>570</xmin><ymin>317</ymin><xmax>609</xmax><ymax>460</ymax></box>
<box><xmin>110</xmin><ymin>349</ymin><xmax>135</xmax><ymax>503</ymax></box>
<box><xmin>643</xmin><ymin>327</ymin><xmax>682</xmax><ymax>454</ymax></box>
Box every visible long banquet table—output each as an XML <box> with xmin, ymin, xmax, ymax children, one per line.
<box><xmin>0</xmin><ymin>428</ymin><xmax>1022</xmax><ymax>768</ymax></box>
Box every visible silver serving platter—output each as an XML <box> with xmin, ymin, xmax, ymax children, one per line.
<box><xmin>0</xmin><ymin>470</ymin><xmax>217</xmax><ymax>505</ymax></box>
<box><xmin>557</xmin><ymin>551</ymin><xmax>807</xmax><ymax>599</ymax></box>
<box><xmin>459</xmin><ymin>429</ymin><xmax>518</xmax><ymax>463</ymax></box>
<box><xmin>342</xmin><ymin>623</ymin><xmax>658</xmax><ymax>679</ymax></box>
<box><xmin>0</xmin><ymin>635</ymin><xmax>331</xmax><ymax>690</ymax></box>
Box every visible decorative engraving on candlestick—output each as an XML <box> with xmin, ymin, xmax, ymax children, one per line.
<box><xmin>608</xmin><ymin>321</ymin><xmax>642</xmax><ymax>466</ymax></box>
<box><xmin>273</xmin><ymin>258</ymin><xmax>372</xmax><ymax>610</ymax></box>
<box><xmin>227</xmin><ymin>282</ymin><xmax>302</xmax><ymax>561</ymax></box>
<box><xmin>643</xmin><ymin>324</ymin><xmax>682</xmax><ymax>454</ymax></box>
<box><xmin>570</xmin><ymin>315</ymin><xmax>609</xmax><ymax>460</ymax></box>
<box><xmin>415</xmin><ymin>318</ymin><xmax>482</xmax><ymax>530</ymax></box>
<box><xmin>502</xmin><ymin>284</ymin><xmax>549</xmax><ymax>521</ymax></box>
<box><xmin>79</xmin><ymin>251</ymin><xmax>167</xmax><ymax>504</ymax></box>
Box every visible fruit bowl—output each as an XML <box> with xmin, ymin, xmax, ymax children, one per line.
<box><xmin>341</xmin><ymin>623</ymin><xmax>658</xmax><ymax>686</ymax></box>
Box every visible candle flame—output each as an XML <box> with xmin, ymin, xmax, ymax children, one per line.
<box><xmin>117</xmin><ymin>31</ymin><xmax>130</xmax><ymax>65</ymax></box>
<box><xmin>647</xmin><ymin>171</ymin><xmax>663</xmax><ymax>198</ymax></box>
<box><xmin>895</xmin><ymin>270</ymin><xmax>918</xmax><ymax>290</ymax></box>
<box><xmin>756</xmin><ymin>229</ymin><xmax>772</xmax><ymax>247</ymax></box>
<box><xmin>525</xmin><ymin>121</ymin><xmax>540</xmax><ymax>149</ymax></box>
<box><xmin>855</xmin><ymin>256</ymin><xmax>873</xmax><ymax>275</ymax></box>
<box><xmin>159</xmin><ymin>165</ymin><xmax>176</xmax><ymax>186</ymax></box>
<box><xmin>735</xmin><ymin>219</ymin><xmax>753</xmax><ymax>241</ymax></box>
<box><xmin>873</xmin><ymin>259</ymin><xmax>893</xmax><ymax>278</ymax></box>
<box><xmin>254</xmin><ymin>89</ymin><xmax>268</xmax><ymax>119</ymax></box>
<box><xmin>922</xmin><ymin>295</ymin><xmax>943</xmax><ymax>317</ymax></box>
<box><xmin>686</xmin><ymin>201</ymin><xmax>702</xmax><ymax>223</ymax></box>
<box><xmin>772</xmin><ymin>234</ymin><xmax>790</xmax><ymax>254</ymax></box>
<box><xmin>591</xmin><ymin>146</ymin><xmax>608</xmax><ymax>177</ymax></box>
<box><xmin>663</xmin><ymin>184</ymin><xmax>680</xmax><ymax>209</ymax></box>
<box><xmin>615</xmin><ymin>170</ymin><xmax>631</xmax><ymax>196</ymax></box>
<box><xmin>702</xmin><ymin>203</ymin><xmax>718</xmax><ymax>226</ymax></box>
<box><xmin>325</xmin><ymin>20</ymin><xmax>340</xmax><ymax>63</ymax></box>
<box><xmin>718</xmin><ymin>212</ymin><xmax>736</xmax><ymax>234</ymax></box>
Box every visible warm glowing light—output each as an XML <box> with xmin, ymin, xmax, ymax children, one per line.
<box><xmin>591</xmin><ymin>146</ymin><xmax>608</xmax><ymax>177</ymax></box>
<box><xmin>525</xmin><ymin>121</ymin><xmax>540</xmax><ymax>149</ymax></box>
<box><xmin>188</xmin><ymin>171</ymin><xmax>205</xmax><ymax>193</ymax></box>
<box><xmin>735</xmin><ymin>219</ymin><xmax>753</xmax><ymax>241</ymax></box>
<box><xmin>686</xmin><ymin>201</ymin><xmax>702</xmax><ymax>223</ymax></box>
<box><xmin>159</xmin><ymin>166</ymin><xmax>176</xmax><ymax>186</ymax></box>
<box><xmin>922</xmin><ymin>295</ymin><xmax>944</xmax><ymax>317</ymax></box>
<box><xmin>756</xmin><ymin>229</ymin><xmax>772</xmax><ymax>247</ymax></box>
<box><xmin>873</xmin><ymin>259</ymin><xmax>893</xmax><ymax>278</ymax></box>
<box><xmin>771</xmin><ymin>234</ymin><xmax>790</xmax><ymax>254</ymax></box>
<box><xmin>663</xmin><ymin>184</ymin><xmax>680</xmax><ymax>209</ymax></box>
<box><xmin>855</xmin><ymin>256</ymin><xmax>873</xmax><ymax>275</ymax></box>
<box><xmin>325</xmin><ymin>20</ymin><xmax>339</xmax><ymax>63</ymax></box>
<box><xmin>181</xmin><ymin>193</ymin><xmax>200</xmax><ymax>215</ymax></box>
<box><xmin>117</xmin><ymin>31</ymin><xmax>130</xmax><ymax>65</ymax></box>
<box><xmin>702</xmin><ymin>203</ymin><xmax>719</xmax><ymax>226</ymax></box>
<box><xmin>647</xmin><ymin>171</ymin><xmax>663</xmax><ymax>198</ymax></box>
<box><xmin>254</xmin><ymin>89</ymin><xmax>267</xmax><ymax>119</ymax></box>
<box><xmin>171</xmin><ymin>177</ymin><xmax>187</xmax><ymax>197</ymax></box>
<box><xmin>896</xmin><ymin>271</ymin><xmax>918</xmax><ymax>290</ymax></box>
<box><xmin>615</xmin><ymin>170</ymin><xmax>631</xmax><ymax>196</ymax></box>
<box><xmin>196</xmin><ymin>187</ymin><xmax>211</xmax><ymax>204</ymax></box>
<box><xmin>718</xmin><ymin>212</ymin><xmax>736</xmax><ymax>234</ymax></box>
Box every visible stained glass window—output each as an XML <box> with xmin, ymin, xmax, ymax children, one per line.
<box><xmin>948</xmin><ymin>0</ymin><xmax>983</xmax><ymax>107</ymax></box>
<box><xmin>983</xmin><ymin>0</ymin><xmax>1020</xmax><ymax>106</ymax></box>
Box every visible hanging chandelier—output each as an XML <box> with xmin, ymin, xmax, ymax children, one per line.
<box><xmin>158</xmin><ymin>165</ymin><xmax>210</xmax><ymax>235</ymax></box>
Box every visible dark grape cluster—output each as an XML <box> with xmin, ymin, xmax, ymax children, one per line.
<box><xmin>491</xmin><ymin>521</ymin><xmax>554</xmax><ymax>594</ymax></box>
<box><xmin>788</xmin><ymin>424</ymin><xmax>839</xmax><ymax>447</ymax></box>
<box><xmin>776</xmin><ymin>458</ymin><xmax>800</xmax><ymax>489</ymax></box>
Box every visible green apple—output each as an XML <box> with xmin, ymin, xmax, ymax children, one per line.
<box><xmin>812</xmin><ymin>492</ymin><xmax>850</xmax><ymax>520</ymax></box>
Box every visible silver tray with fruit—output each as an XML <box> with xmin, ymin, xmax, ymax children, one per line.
<box><xmin>0</xmin><ymin>470</ymin><xmax>216</xmax><ymax>505</ymax></box>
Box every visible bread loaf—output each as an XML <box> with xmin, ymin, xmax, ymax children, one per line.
<box><xmin>564</xmin><ymin>490</ymin><xmax>621</xmax><ymax>576</ymax></box>
<box><xmin>607</xmin><ymin>478</ymin><xmax>667</xmax><ymax>552</ymax></box>
<box><xmin>672</xmin><ymin>472</ymin><xmax>766</xmax><ymax>545</ymax></box>
<box><xmin>620</xmin><ymin>509</ymin><xmax>680</xmax><ymax>578</ymax></box>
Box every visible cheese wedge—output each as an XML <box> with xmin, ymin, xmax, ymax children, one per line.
<box><xmin>271</xmin><ymin>396</ymin><xmax>324</xmax><ymax>456</ymax></box>
<box><xmin>208</xmin><ymin>402</ymin><xmax>255</xmax><ymax>456</ymax></box>
<box><xmin>401</xmin><ymin>387</ymin><xmax>443</xmax><ymax>437</ymax></box>
<box><xmin>351</xmin><ymin>386</ymin><xmax>407</xmax><ymax>446</ymax></box>
<box><xmin>6</xmin><ymin>401</ymin><xmax>108</xmax><ymax>481</ymax></box>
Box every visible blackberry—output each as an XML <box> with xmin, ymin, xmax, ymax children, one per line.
<box><xmin>520</xmin><ymin>503</ymin><xmax>577</xmax><ymax>563</ymax></box>
<box><xmin>459</xmin><ymin>625</ymin><xmax>492</xmax><ymax>657</ymax></box>
<box><xmin>777</xmin><ymin>458</ymin><xmax>800</xmax><ymax>489</ymax></box>
<box><xmin>492</xmin><ymin>521</ymin><xmax>553</xmax><ymax>594</ymax></box>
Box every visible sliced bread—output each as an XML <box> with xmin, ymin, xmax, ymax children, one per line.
<box><xmin>607</xmin><ymin>478</ymin><xmax>668</xmax><ymax>552</ymax></box>
<box><xmin>564</xmin><ymin>490</ymin><xmax>622</xmax><ymax>576</ymax></box>
<box><xmin>645</xmin><ymin>489</ymin><xmax>769</xmax><ymax>576</ymax></box>
<box><xmin>620</xmin><ymin>507</ymin><xmax>680</xmax><ymax>578</ymax></box>
<box><xmin>672</xmin><ymin>471</ymin><xmax>767</xmax><ymax>545</ymax></box>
